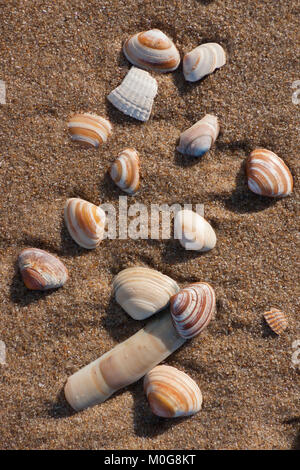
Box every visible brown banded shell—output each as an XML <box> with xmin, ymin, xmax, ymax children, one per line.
<box><xmin>144</xmin><ymin>365</ymin><xmax>202</xmax><ymax>418</ymax></box>
<box><xmin>183</xmin><ymin>43</ymin><xmax>226</xmax><ymax>82</ymax></box>
<box><xmin>170</xmin><ymin>282</ymin><xmax>216</xmax><ymax>339</ymax></box>
<box><xmin>110</xmin><ymin>148</ymin><xmax>140</xmax><ymax>194</ymax></box>
<box><xmin>64</xmin><ymin>198</ymin><xmax>106</xmax><ymax>249</ymax></box>
<box><xmin>177</xmin><ymin>114</ymin><xmax>220</xmax><ymax>157</ymax></box>
<box><xmin>246</xmin><ymin>149</ymin><xmax>293</xmax><ymax>197</ymax></box>
<box><xmin>67</xmin><ymin>113</ymin><xmax>112</xmax><ymax>148</ymax></box>
<box><xmin>263</xmin><ymin>308</ymin><xmax>288</xmax><ymax>335</ymax></box>
<box><xmin>18</xmin><ymin>248</ymin><xmax>68</xmax><ymax>290</ymax></box>
<box><xmin>123</xmin><ymin>29</ymin><xmax>180</xmax><ymax>73</ymax></box>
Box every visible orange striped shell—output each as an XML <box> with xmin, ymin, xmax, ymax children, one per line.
<box><xmin>263</xmin><ymin>308</ymin><xmax>288</xmax><ymax>335</ymax></box>
<box><xmin>110</xmin><ymin>148</ymin><xmax>140</xmax><ymax>194</ymax></box>
<box><xmin>67</xmin><ymin>113</ymin><xmax>112</xmax><ymax>148</ymax></box>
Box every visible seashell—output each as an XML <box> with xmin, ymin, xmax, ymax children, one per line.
<box><xmin>0</xmin><ymin>340</ymin><xmax>6</xmax><ymax>365</ymax></box>
<box><xmin>174</xmin><ymin>209</ymin><xmax>216</xmax><ymax>251</ymax></box>
<box><xmin>246</xmin><ymin>149</ymin><xmax>293</xmax><ymax>198</ymax></box>
<box><xmin>64</xmin><ymin>198</ymin><xmax>106</xmax><ymax>249</ymax></box>
<box><xmin>183</xmin><ymin>42</ymin><xmax>226</xmax><ymax>82</ymax></box>
<box><xmin>263</xmin><ymin>308</ymin><xmax>288</xmax><ymax>335</ymax></box>
<box><xmin>170</xmin><ymin>282</ymin><xmax>216</xmax><ymax>339</ymax></box>
<box><xmin>18</xmin><ymin>248</ymin><xmax>68</xmax><ymax>290</ymax></box>
<box><xmin>110</xmin><ymin>148</ymin><xmax>140</xmax><ymax>194</ymax></box>
<box><xmin>107</xmin><ymin>67</ymin><xmax>158</xmax><ymax>122</ymax></box>
<box><xmin>113</xmin><ymin>266</ymin><xmax>180</xmax><ymax>320</ymax></box>
<box><xmin>123</xmin><ymin>29</ymin><xmax>180</xmax><ymax>73</ymax></box>
<box><xmin>177</xmin><ymin>114</ymin><xmax>219</xmax><ymax>157</ymax></box>
<box><xmin>67</xmin><ymin>113</ymin><xmax>112</xmax><ymax>148</ymax></box>
<box><xmin>144</xmin><ymin>365</ymin><xmax>202</xmax><ymax>418</ymax></box>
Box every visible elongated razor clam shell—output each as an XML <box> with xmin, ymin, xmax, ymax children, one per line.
<box><xmin>183</xmin><ymin>43</ymin><xmax>226</xmax><ymax>82</ymax></box>
<box><xmin>107</xmin><ymin>67</ymin><xmax>158</xmax><ymax>122</ymax></box>
<box><xmin>174</xmin><ymin>209</ymin><xmax>216</xmax><ymax>251</ymax></box>
<box><xmin>0</xmin><ymin>341</ymin><xmax>6</xmax><ymax>365</ymax></box>
<box><xmin>246</xmin><ymin>149</ymin><xmax>293</xmax><ymax>197</ymax></box>
<box><xmin>170</xmin><ymin>282</ymin><xmax>216</xmax><ymax>339</ymax></box>
<box><xmin>113</xmin><ymin>267</ymin><xmax>180</xmax><ymax>320</ymax></box>
<box><xmin>263</xmin><ymin>308</ymin><xmax>288</xmax><ymax>335</ymax></box>
<box><xmin>123</xmin><ymin>29</ymin><xmax>180</xmax><ymax>72</ymax></box>
<box><xmin>64</xmin><ymin>198</ymin><xmax>106</xmax><ymax>249</ymax></box>
<box><xmin>18</xmin><ymin>248</ymin><xmax>68</xmax><ymax>290</ymax></box>
<box><xmin>110</xmin><ymin>148</ymin><xmax>140</xmax><ymax>194</ymax></box>
<box><xmin>144</xmin><ymin>365</ymin><xmax>202</xmax><ymax>417</ymax></box>
<box><xmin>177</xmin><ymin>114</ymin><xmax>219</xmax><ymax>157</ymax></box>
<box><xmin>67</xmin><ymin>113</ymin><xmax>112</xmax><ymax>148</ymax></box>
<box><xmin>64</xmin><ymin>311</ymin><xmax>185</xmax><ymax>411</ymax></box>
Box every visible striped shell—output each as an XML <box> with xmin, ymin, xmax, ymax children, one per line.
<box><xmin>123</xmin><ymin>29</ymin><xmax>180</xmax><ymax>73</ymax></box>
<box><xmin>144</xmin><ymin>365</ymin><xmax>202</xmax><ymax>418</ymax></box>
<box><xmin>264</xmin><ymin>308</ymin><xmax>288</xmax><ymax>335</ymax></box>
<box><xmin>170</xmin><ymin>282</ymin><xmax>216</xmax><ymax>339</ymax></box>
<box><xmin>64</xmin><ymin>198</ymin><xmax>106</xmax><ymax>249</ymax></box>
<box><xmin>113</xmin><ymin>267</ymin><xmax>179</xmax><ymax>320</ymax></box>
<box><xmin>246</xmin><ymin>149</ymin><xmax>293</xmax><ymax>197</ymax></box>
<box><xmin>174</xmin><ymin>209</ymin><xmax>216</xmax><ymax>252</ymax></box>
<box><xmin>183</xmin><ymin>43</ymin><xmax>226</xmax><ymax>82</ymax></box>
<box><xmin>110</xmin><ymin>148</ymin><xmax>140</xmax><ymax>194</ymax></box>
<box><xmin>107</xmin><ymin>67</ymin><xmax>158</xmax><ymax>122</ymax></box>
<box><xmin>18</xmin><ymin>248</ymin><xmax>68</xmax><ymax>290</ymax></box>
<box><xmin>177</xmin><ymin>114</ymin><xmax>220</xmax><ymax>157</ymax></box>
<box><xmin>67</xmin><ymin>113</ymin><xmax>112</xmax><ymax>148</ymax></box>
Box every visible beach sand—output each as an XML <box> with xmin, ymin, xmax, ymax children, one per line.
<box><xmin>0</xmin><ymin>0</ymin><xmax>299</xmax><ymax>450</ymax></box>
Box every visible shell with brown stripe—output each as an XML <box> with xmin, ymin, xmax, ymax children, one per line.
<box><xmin>67</xmin><ymin>113</ymin><xmax>112</xmax><ymax>148</ymax></box>
<box><xmin>110</xmin><ymin>148</ymin><xmax>140</xmax><ymax>194</ymax></box>
<box><xmin>264</xmin><ymin>308</ymin><xmax>288</xmax><ymax>335</ymax></box>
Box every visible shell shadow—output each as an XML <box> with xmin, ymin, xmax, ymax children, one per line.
<box><xmin>58</xmin><ymin>222</ymin><xmax>91</xmax><ymax>258</ymax></box>
<box><xmin>45</xmin><ymin>388</ymin><xmax>77</xmax><ymax>419</ymax></box>
<box><xmin>283</xmin><ymin>417</ymin><xmax>300</xmax><ymax>450</ymax></box>
<box><xmin>174</xmin><ymin>146</ymin><xmax>212</xmax><ymax>168</ymax></box>
<box><xmin>196</xmin><ymin>0</ymin><xmax>215</xmax><ymax>4</ymax></box>
<box><xmin>172</xmin><ymin>67</ymin><xmax>211</xmax><ymax>98</ymax></box>
<box><xmin>261</xmin><ymin>317</ymin><xmax>278</xmax><ymax>339</ymax></box>
<box><xmin>161</xmin><ymin>238</ymin><xmax>211</xmax><ymax>265</ymax></box>
<box><xmin>105</xmin><ymin>99</ymin><xmax>145</xmax><ymax>128</ymax></box>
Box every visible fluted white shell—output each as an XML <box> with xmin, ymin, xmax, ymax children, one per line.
<box><xmin>177</xmin><ymin>114</ymin><xmax>219</xmax><ymax>157</ymax></box>
<box><xmin>67</xmin><ymin>113</ymin><xmax>112</xmax><ymax>148</ymax></box>
<box><xmin>183</xmin><ymin>43</ymin><xmax>226</xmax><ymax>82</ymax></box>
<box><xmin>64</xmin><ymin>198</ymin><xmax>106</xmax><ymax>249</ymax></box>
<box><xmin>144</xmin><ymin>365</ymin><xmax>202</xmax><ymax>418</ymax></box>
<box><xmin>107</xmin><ymin>67</ymin><xmax>158</xmax><ymax>122</ymax></box>
<box><xmin>110</xmin><ymin>148</ymin><xmax>140</xmax><ymax>194</ymax></box>
<box><xmin>123</xmin><ymin>29</ymin><xmax>180</xmax><ymax>73</ymax></box>
<box><xmin>174</xmin><ymin>209</ymin><xmax>216</xmax><ymax>251</ymax></box>
<box><xmin>112</xmin><ymin>266</ymin><xmax>180</xmax><ymax>320</ymax></box>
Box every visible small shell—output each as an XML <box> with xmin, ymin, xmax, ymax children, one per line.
<box><xmin>246</xmin><ymin>149</ymin><xmax>293</xmax><ymax>197</ymax></box>
<box><xmin>18</xmin><ymin>248</ymin><xmax>68</xmax><ymax>290</ymax></box>
<box><xmin>123</xmin><ymin>29</ymin><xmax>180</xmax><ymax>73</ymax></box>
<box><xmin>107</xmin><ymin>67</ymin><xmax>158</xmax><ymax>122</ymax></box>
<box><xmin>113</xmin><ymin>266</ymin><xmax>179</xmax><ymax>320</ymax></box>
<box><xmin>183</xmin><ymin>43</ymin><xmax>226</xmax><ymax>82</ymax></box>
<box><xmin>177</xmin><ymin>114</ymin><xmax>219</xmax><ymax>157</ymax></box>
<box><xmin>174</xmin><ymin>209</ymin><xmax>216</xmax><ymax>252</ymax></box>
<box><xmin>110</xmin><ymin>148</ymin><xmax>140</xmax><ymax>194</ymax></box>
<box><xmin>67</xmin><ymin>113</ymin><xmax>112</xmax><ymax>148</ymax></box>
<box><xmin>64</xmin><ymin>198</ymin><xmax>106</xmax><ymax>249</ymax></box>
<box><xmin>264</xmin><ymin>308</ymin><xmax>288</xmax><ymax>335</ymax></box>
<box><xmin>0</xmin><ymin>341</ymin><xmax>6</xmax><ymax>365</ymax></box>
<box><xmin>170</xmin><ymin>282</ymin><xmax>216</xmax><ymax>339</ymax></box>
<box><xmin>144</xmin><ymin>365</ymin><xmax>202</xmax><ymax>418</ymax></box>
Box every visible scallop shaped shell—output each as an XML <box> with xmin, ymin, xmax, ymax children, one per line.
<box><xmin>123</xmin><ymin>29</ymin><xmax>180</xmax><ymax>73</ymax></box>
<box><xmin>170</xmin><ymin>282</ymin><xmax>216</xmax><ymax>339</ymax></box>
<box><xmin>144</xmin><ymin>365</ymin><xmax>202</xmax><ymax>418</ymax></box>
<box><xmin>174</xmin><ymin>209</ymin><xmax>216</xmax><ymax>252</ymax></box>
<box><xmin>18</xmin><ymin>248</ymin><xmax>68</xmax><ymax>290</ymax></box>
<box><xmin>246</xmin><ymin>149</ymin><xmax>293</xmax><ymax>197</ymax></box>
<box><xmin>67</xmin><ymin>113</ymin><xmax>112</xmax><ymax>148</ymax></box>
<box><xmin>64</xmin><ymin>198</ymin><xmax>106</xmax><ymax>249</ymax></box>
<box><xmin>110</xmin><ymin>148</ymin><xmax>140</xmax><ymax>194</ymax></box>
<box><xmin>183</xmin><ymin>43</ymin><xmax>226</xmax><ymax>82</ymax></box>
<box><xmin>107</xmin><ymin>67</ymin><xmax>158</xmax><ymax>122</ymax></box>
<box><xmin>113</xmin><ymin>267</ymin><xmax>180</xmax><ymax>320</ymax></box>
<box><xmin>177</xmin><ymin>114</ymin><xmax>220</xmax><ymax>157</ymax></box>
<box><xmin>264</xmin><ymin>308</ymin><xmax>288</xmax><ymax>335</ymax></box>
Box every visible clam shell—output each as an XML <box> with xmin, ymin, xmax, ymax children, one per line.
<box><xmin>110</xmin><ymin>148</ymin><xmax>140</xmax><ymax>194</ymax></box>
<box><xmin>177</xmin><ymin>114</ymin><xmax>219</xmax><ymax>157</ymax></box>
<box><xmin>183</xmin><ymin>43</ymin><xmax>226</xmax><ymax>82</ymax></box>
<box><xmin>174</xmin><ymin>209</ymin><xmax>216</xmax><ymax>251</ymax></box>
<box><xmin>170</xmin><ymin>282</ymin><xmax>216</xmax><ymax>339</ymax></box>
<box><xmin>67</xmin><ymin>113</ymin><xmax>112</xmax><ymax>148</ymax></box>
<box><xmin>264</xmin><ymin>308</ymin><xmax>288</xmax><ymax>335</ymax></box>
<box><xmin>107</xmin><ymin>67</ymin><xmax>158</xmax><ymax>122</ymax></box>
<box><xmin>18</xmin><ymin>248</ymin><xmax>68</xmax><ymax>290</ymax></box>
<box><xmin>246</xmin><ymin>149</ymin><xmax>293</xmax><ymax>197</ymax></box>
<box><xmin>113</xmin><ymin>266</ymin><xmax>180</xmax><ymax>320</ymax></box>
<box><xmin>123</xmin><ymin>29</ymin><xmax>180</xmax><ymax>73</ymax></box>
<box><xmin>64</xmin><ymin>198</ymin><xmax>106</xmax><ymax>249</ymax></box>
<box><xmin>144</xmin><ymin>365</ymin><xmax>202</xmax><ymax>418</ymax></box>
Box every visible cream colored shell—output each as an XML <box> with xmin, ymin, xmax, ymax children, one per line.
<box><xmin>174</xmin><ymin>209</ymin><xmax>216</xmax><ymax>251</ymax></box>
<box><xmin>183</xmin><ymin>43</ymin><xmax>226</xmax><ymax>82</ymax></box>
<box><xmin>177</xmin><ymin>114</ymin><xmax>220</xmax><ymax>157</ymax></box>
<box><xmin>67</xmin><ymin>113</ymin><xmax>112</xmax><ymax>148</ymax></box>
<box><xmin>110</xmin><ymin>148</ymin><xmax>140</xmax><ymax>194</ymax></box>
